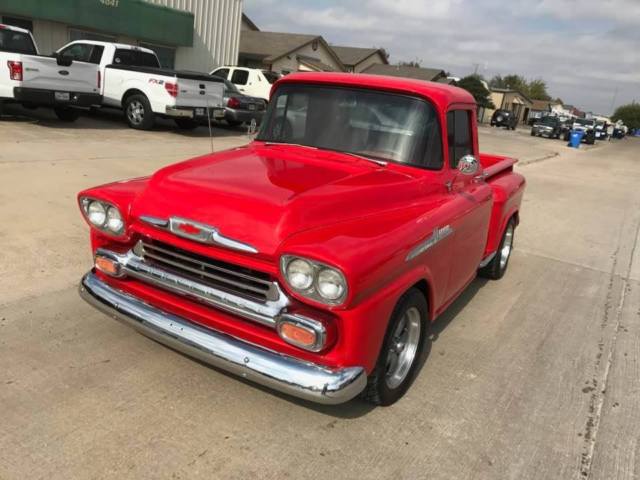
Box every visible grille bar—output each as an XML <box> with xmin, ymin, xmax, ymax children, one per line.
<box><xmin>137</xmin><ymin>240</ymin><xmax>276</xmax><ymax>302</ymax></box>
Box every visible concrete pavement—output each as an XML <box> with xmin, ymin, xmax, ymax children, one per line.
<box><xmin>1</xmin><ymin>107</ymin><xmax>639</xmax><ymax>479</ymax></box>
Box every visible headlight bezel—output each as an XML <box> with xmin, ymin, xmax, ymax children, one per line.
<box><xmin>80</xmin><ymin>197</ymin><xmax>126</xmax><ymax>237</ymax></box>
<box><xmin>280</xmin><ymin>255</ymin><xmax>348</xmax><ymax>306</ymax></box>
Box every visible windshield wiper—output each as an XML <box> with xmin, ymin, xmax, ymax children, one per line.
<box><xmin>339</xmin><ymin>151</ymin><xmax>388</xmax><ymax>166</ymax></box>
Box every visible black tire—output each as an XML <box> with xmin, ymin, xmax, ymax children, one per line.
<box><xmin>123</xmin><ymin>94</ymin><xmax>155</xmax><ymax>130</ymax></box>
<box><xmin>530</xmin><ymin>129</ymin><xmax>535</xmax><ymax>136</ymax></box>
<box><xmin>174</xmin><ymin>118</ymin><xmax>199</xmax><ymax>130</ymax></box>
<box><xmin>362</xmin><ymin>288</ymin><xmax>429</xmax><ymax>406</ymax></box>
<box><xmin>53</xmin><ymin>107</ymin><xmax>80</xmax><ymax>122</ymax></box>
<box><xmin>479</xmin><ymin>218</ymin><xmax>516</xmax><ymax>280</ymax></box>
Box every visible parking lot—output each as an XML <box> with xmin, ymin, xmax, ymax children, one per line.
<box><xmin>1</xmin><ymin>106</ymin><xmax>639</xmax><ymax>479</ymax></box>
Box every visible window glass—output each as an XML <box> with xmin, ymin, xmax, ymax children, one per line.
<box><xmin>447</xmin><ymin>110</ymin><xmax>473</xmax><ymax>168</ymax></box>
<box><xmin>0</xmin><ymin>28</ymin><xmax>36</xmax><ymax>55</ymax></box>
<box><xmin>113</xmin><ymin>49</ymin><xmax>160</xmax><ymax>68</ymax></box>
<box><xmin>231</xmin><ymin>69</ymin><xmax>249</xmax><ymax>85</ymax></box>
<box><xmin>69</xmin><ymin>29</ymin><xmax>116</xmax><ymax>43</ymax></box>
<box><xmin>262</xmin><ymin>70</ymin><xmax>280</xmax><ymax>84</ymax></box>
<box><xmin>139</xmin><ymin>43</ymin><xmax>175</xmax><ymax>69</ymax></box>
<box><xmin>60</xmin><ymin>43</ymin><xmax>96</xmax><ymax>62</ymax></box>
<box><xmin>212</xmin><ymin>68</ymin><xmax>229</xmax><ymax>79</ymax></box>
<box><xmin>258</xmin><ymin>85</ymin><xmax>442</xmax><ymax>168</ymax></box>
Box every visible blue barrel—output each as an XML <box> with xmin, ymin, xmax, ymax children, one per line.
<box><xmin>568</xmin><ymin>130</ymin><xmax>584</xmax><ymax>148</ymax></box>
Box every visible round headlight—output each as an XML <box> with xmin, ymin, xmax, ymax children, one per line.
<box><xmin>286</xmin><ymin>259</ymin><xmax>314</xmax><ymax>290</ymax></box>
<box><xmin>317</xmin><ymin>268</ymin><xmax>346</xmax><ymax>301</ymax></box>
<box><xmin>106</xmin><ymin>207</ymin><xmax>124</xmax><ymax>234</ymax></box>
<box><xmin>87</xmin><ymin>201</ymin><xmax>106</xmax><ymax>227</ymax></box>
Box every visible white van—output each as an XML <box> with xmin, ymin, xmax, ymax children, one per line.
<box><xmin>210</xmin><ymin>67</ymin><xmax>280</xmax><ymax>101</ymax></box>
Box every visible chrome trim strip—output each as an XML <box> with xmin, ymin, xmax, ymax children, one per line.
<box><xmin>139</xmin><ymin>215</ymin><xmax>168</xmax><ymax>227</ymax></box>
<box><xmin>97</xmin><ymin>248</ymin><xmax>288</xmax><ymax>328</ymax></box>
<box><xmin>478</xmin><ymin>251</ymin><xmax>497</xmax><ymax>268</ymax></box>
<box><xmin>139</xmin><ymin>215</ymin><xmax>258</xmax><ymax>254</ymax></box>
<box><xmin>406</xmin><ymin>225</ymin><xmax>453</xmax><ymax>261</ymax></box>
<box><xmin>79</xmin><ymin>272</ymin><xmax>366</xmax><ymax>405</ymax></box>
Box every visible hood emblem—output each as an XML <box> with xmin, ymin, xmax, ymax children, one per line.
<box><xmin>139</xmin><ymin>215</ymin><xmax>258</xmax><ymax>254</ymax></box>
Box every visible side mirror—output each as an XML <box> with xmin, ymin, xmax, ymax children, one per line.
<box><xmin>458</xmin><ymin>155</ymin><xmax>479</xmax><ymax>175</ymax></box>
<box><xmin>56</xmin><ymin>53</ymin><xmax>73</xmax><ymax>67</ymax></box>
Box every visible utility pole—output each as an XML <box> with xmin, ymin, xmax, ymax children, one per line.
<box><xmin>610</xmin><ymin>86</ymin><xmax>619</xmax><ymax>114</ymax></box>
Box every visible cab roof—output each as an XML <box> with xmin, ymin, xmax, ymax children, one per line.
<box><xmin>274</xmin><ymin>72</ymin><xmax>475</xmax><ymax>111</ymax></box>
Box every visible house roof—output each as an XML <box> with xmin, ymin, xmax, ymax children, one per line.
<box><xmin>297</xmin><ymin>55</ymin><xmax>336</xmax><ymax>72</ymax></box>
<box><xmin>362</xmin><ymin>64</ymin><xmax>445</xmax><ymax>82</ymax></box>
<box><xmin>490</xmin><ymin>87</ymin><xmax>533</xmax><ymax>104</ymax></box>
<box><xmin>530</xmin><ymin>99</ymin><xmax>551</xmax><ymax>111</ymax></box>
<box><xmin>331</xmin><ymin>46</ymin><xmax>388</xmax><ymax>66</ymax></box>
<box><xmin>436</xmin><ymin>77</ymin><xmax>456</xmax><ymax>85</ymax></box>
<box><xmin>239</xmin><ymin>30</ymin><xmax>345</xmax><ymax>70</ymax></box>
<box><xmin>241</xmin><ymin>13</ymin><xmax>259</xmax><ymax>31</ymax></box>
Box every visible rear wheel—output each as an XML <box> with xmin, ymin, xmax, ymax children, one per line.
<box><xmin>362</xmin><ymin>288</ymin><xmax>428</xmax><ymax>406</ymax></box>
<box><xmin>174</xmin><ymin>118</ymin><xmax>199</xmax><ymax>130</ymax></box>
<box><xmin>53</xmin><ymin>107</ymin><xmax>80</xmax><ymax>122</ymax></box>
<box><xmin>124</xmin><ymin>94</ymin><xmax>155</xmax><ymax>130</ymax></box>
<box><xmin>479</xmin><ymin>218</ymin><xmax>515</xmax><ymax>280</ymax></box>
<box><xmin>530</xmin><ymin>129</ymin><xmax>535</xmax><ymax>136</ymax></box>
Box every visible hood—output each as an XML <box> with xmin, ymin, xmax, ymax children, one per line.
<box><xmin>130</xmin><ymin>143</ymin><xmax>420</xmax><ymax>258</ymax></box>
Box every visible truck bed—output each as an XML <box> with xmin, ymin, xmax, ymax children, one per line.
<box><xmin>480</xmin><ymin>153</ymin><xmax>525</xmax><ymax>258</ymax></box>
<box><xmin>105</xmin><ymin>64</ymin><xmax>223</xmax><ymax>83</ymax></box>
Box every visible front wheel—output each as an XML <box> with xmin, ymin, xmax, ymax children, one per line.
<box><xmin>479</xmin><ymin>218</ymin><xmax>515</xmax><ymax>280</ymax></box>
<box><xmin>53</xmin><ymin>107</ymin><xmax>80</xmax><ymax>122</ymax></box>
<box><xmin>362</xmin><ymin>288</ymin><xmax>428</xmax><ymax>406</ymax></box>
<box><xmin>124</xmin><ymin>94</ymin><xmax>155</xmax><ymax>130</ymax></box>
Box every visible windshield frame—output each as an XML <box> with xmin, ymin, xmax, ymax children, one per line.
<box><xmin>256</xmin><ymin>84</ymin><xmax>443</xmax><ymax>171</ymax></box>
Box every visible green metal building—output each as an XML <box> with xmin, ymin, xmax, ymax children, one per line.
<box><xmin>0</xmin><ymin>0</ymin><xmax>242</xmax><ymax>71</ymax></box>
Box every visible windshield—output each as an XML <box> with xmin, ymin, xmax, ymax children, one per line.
<box><xmin>575</xmin><ymin>118</ymin><xmax>594</xmax><ymax>126</ymax></box>
<box><xmin>538</xmin><ymin>116</ymin><xmax>556</xmax><ymax>125</ymax></box>
<box><xmin>257</xmin><ymin>85</ymin><xmax>442</xmax><ymax>167</ymax></box>
<box><xmin>262</xmin><ymin>70</ymin><xmax>280</xmax><ymax>84</ymax></box>
<box><xmin>0</xmin><ymin>28</ymin><xmax>36</xmax><ymax>55</ymax></box>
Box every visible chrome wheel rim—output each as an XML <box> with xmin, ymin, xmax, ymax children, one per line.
<box><xmin>500</xmin><ymin>224</ymin><xmax>514</xmax><ymax>270</ymax></box>
<box><xmin>127</xmin><ymin>100</ymin><xmax>144</xmax><ymax>125</ymax></box>
<box><xmin>385</xmin><ymin>307</ymin><xmax>421</xmax><ymax>389</ymax></box>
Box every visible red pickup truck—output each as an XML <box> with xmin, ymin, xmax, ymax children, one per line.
<box><xmin>78</xmin><ymin>73</ymin><xmax>525</xmax><ymax>406</ymax></box>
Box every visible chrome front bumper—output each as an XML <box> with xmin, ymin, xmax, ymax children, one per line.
<box><xmin>79</xmin><ymin>272</ymin><xmax>367</xmax><ymax>404</ymax></box>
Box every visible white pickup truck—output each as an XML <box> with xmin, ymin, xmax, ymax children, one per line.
<box><xmin>56</xmin><ymin>40</ymin><xmax>224</xmax><ymax>130</ymax></box>
<box><xmin>0</xmin><ymin>24</ymin><xmax>101</xmax><ymax>121</ymax></box>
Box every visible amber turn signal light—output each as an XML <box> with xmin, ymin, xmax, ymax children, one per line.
<box><xmin>277</xmin><ymin>315</ymin><xmax>326</xmax><ymax>352</ymax></box>
<box><xmin>95</xmin><ymin>255</ymin><xmax>122</xmax><ymax>277</ymax></box>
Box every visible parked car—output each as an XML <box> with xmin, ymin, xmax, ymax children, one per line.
<box><xmin>211</xmin><ymin>66</ymin><xmax>280</xmax><ymax>101</ymax></box>
<box><xmin>531</xmin><ymin>116</ymin><xmax>562</xmax><ymax>139</ymax></box>
<box><xmin>571</xmin><ymin>118</ymin><xmax>596</xmax><ymax>144</ymax></box>
<box><xmin>56</xmin><ymin>40</ymin><xmax>224</xmax><ymax>130</ymax></box>
<box><xmin>78</xmin><ymin>73</ymin><xmax>526</xmax><ymax>406</ymax></box>
<box><xmin>221</xmin><ymin>78</ymin><xmax>266</xmax><ymax>127</ymax></box>
<box><xmin>594</xmin><ymin>120</ymin><xmax>608</xmax><ymax>140</ymax></box>
<box><xmin>490</xmin><ymin>109</ymin><xmax>518</xmax><ymax>130</ymax></box>
<box><xmin>0</xmin><ymin>23</ymin><xmax>101</xmax><ymax>121</ymax></box>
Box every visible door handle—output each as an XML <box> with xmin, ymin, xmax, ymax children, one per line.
<box><xmin>473</xmin><ymin>172</ymin><xmax>488</xmax><ymax>183</ymax></box>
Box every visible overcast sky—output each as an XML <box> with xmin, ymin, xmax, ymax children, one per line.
<box><xmin>244</xmin><ymin>0</ymin><xmax>639</xmax><ymax>115</ymax></box>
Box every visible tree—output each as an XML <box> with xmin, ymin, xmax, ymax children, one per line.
<box><xmin>375</xmin><ymin>47</ymin><xmax>390</xmax><ymax>62</ymax></box>
<box><xmin>612</xmin><ymin>103</ymin><xmax>640</xmax><ymax>130</ymax></box>
<box><xmin>398</xmin><ymin>60</ymin><xmax>421</xmax><ymax>68</ymax></box>
<box><xmin>527</xmin><ymin>79</ymin><xmax>551</xmax><ymax>100</ymax></box>
<box><xmin>456</xmin><ymin>75</ymin><xmax>495</xmax><ymax>109</ymax></box>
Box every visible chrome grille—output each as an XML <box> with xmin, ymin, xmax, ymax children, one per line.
<box><xmin>134</xmin><ymin>240</ymin><xmax>277</xmax><ymax>303</ymax></box>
